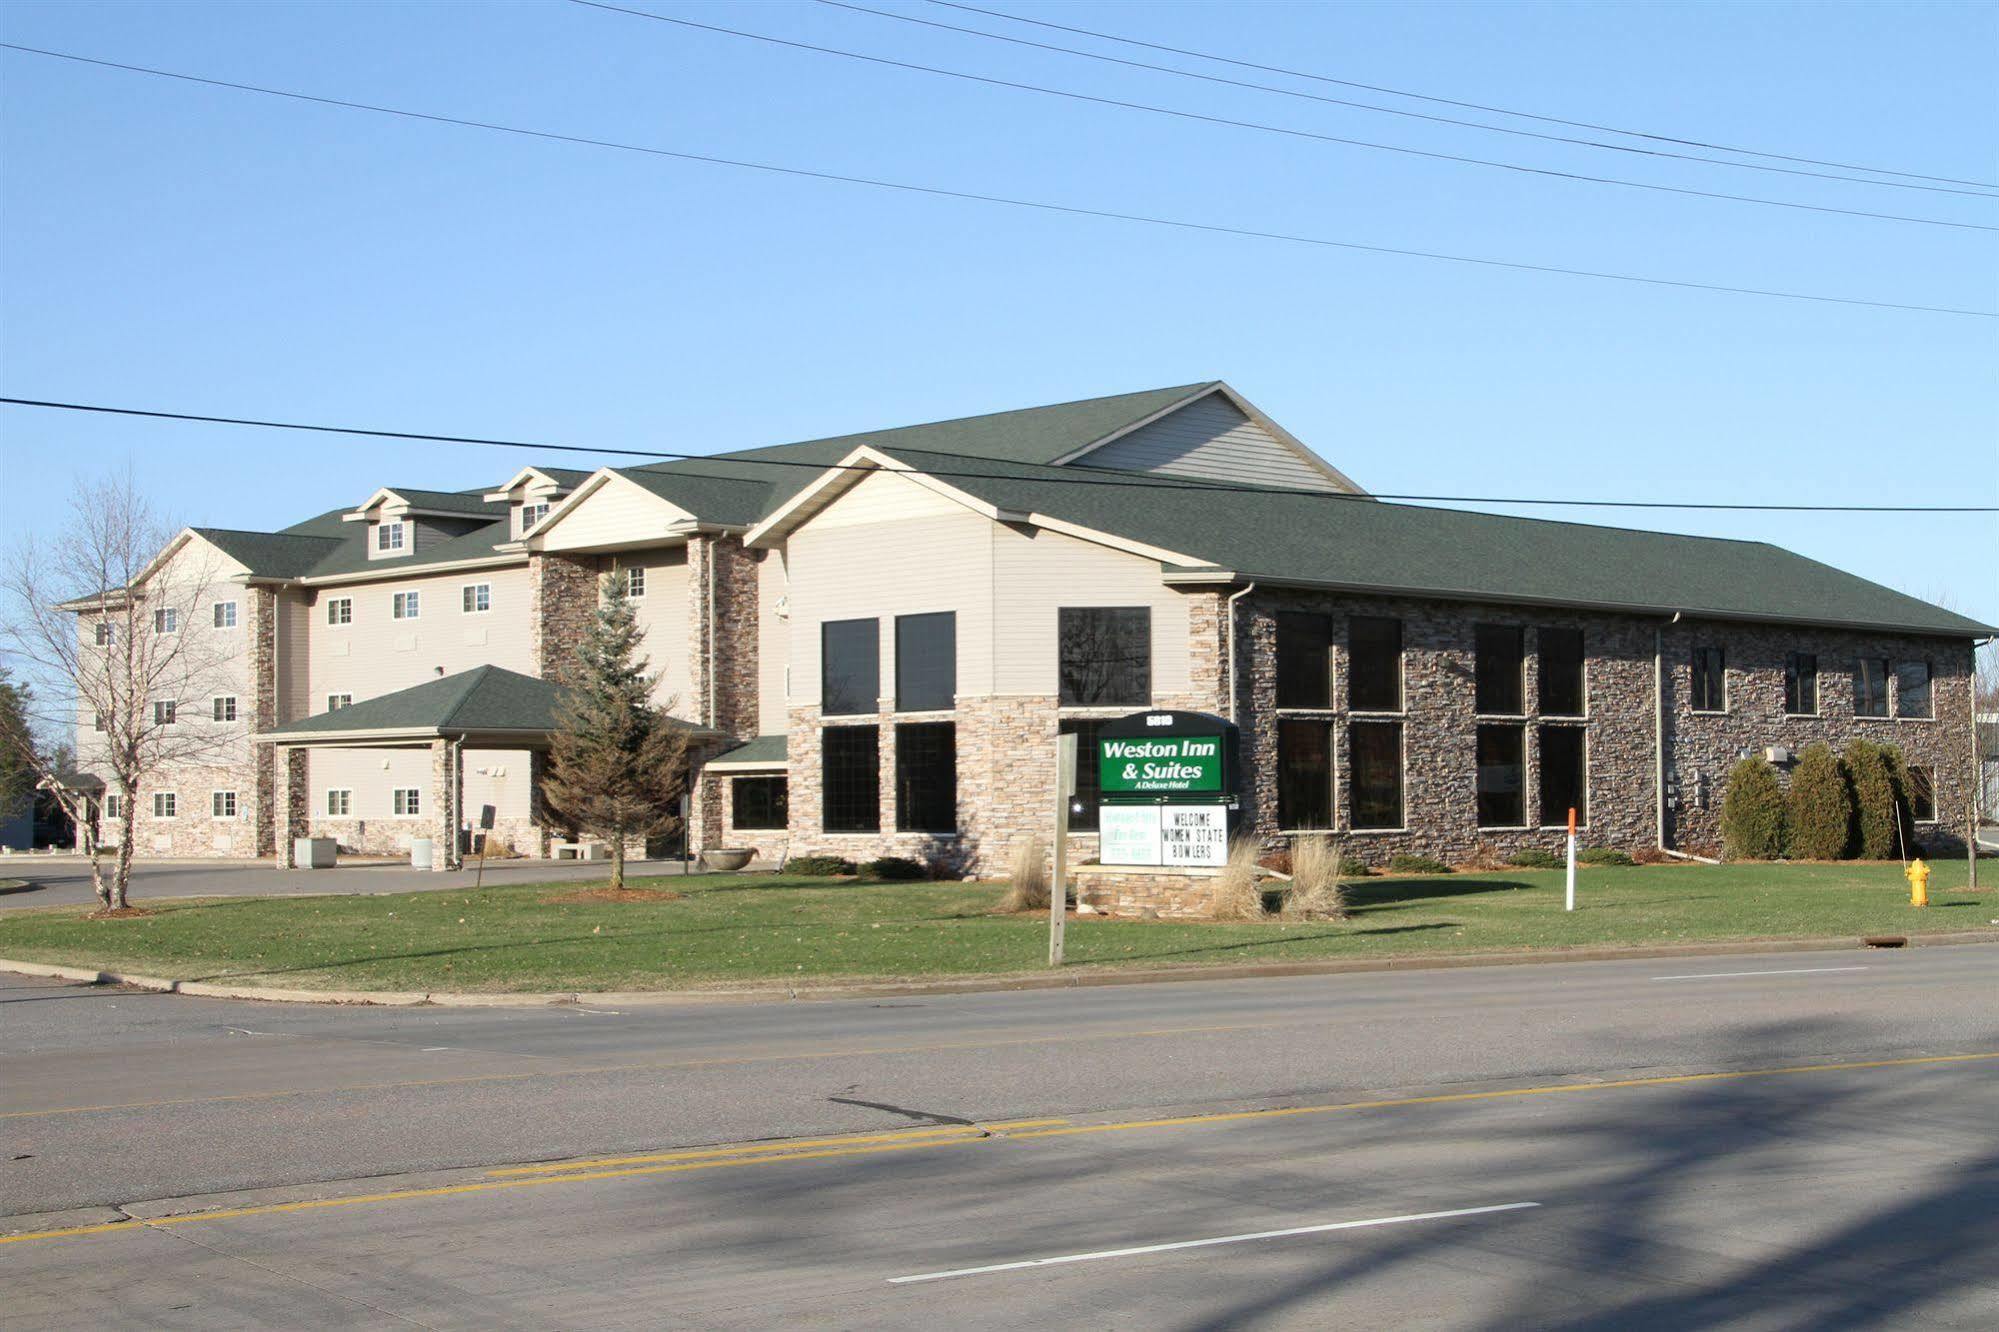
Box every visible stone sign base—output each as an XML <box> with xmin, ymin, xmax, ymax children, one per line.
<box><xmin>1070</xmin><ymin>862</ymin><xmax>1224</xmax><ymax>920</ymax></box>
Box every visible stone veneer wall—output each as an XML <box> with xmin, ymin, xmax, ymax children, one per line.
<box><xmin>248</xmin><ymin>587</ymin><xmax>279</xmax><ymax>856</ymax></box>
<box><xmin>688</xmin><ymin>536</ymin><xmax>761</xmax><ymax>740</ymax></box>
<box><xmin>529</xmin><ymin>551</ymin><xmax>601</xmax><ymax>680</ymax></box>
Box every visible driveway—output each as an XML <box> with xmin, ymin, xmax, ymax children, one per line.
<box><xmin>0</xmin><ymin>855</ymin><xmax>707</xmax><ymax>911</ymax></box>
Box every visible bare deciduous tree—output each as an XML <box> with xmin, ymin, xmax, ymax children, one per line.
<box><xmin>1</xmin><ymin>475</ymin><xmax>237</xmax><ymax>911</ymax></box>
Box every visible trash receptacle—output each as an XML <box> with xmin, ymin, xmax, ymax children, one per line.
<box><xmin>410</xmin><ymin>837</ymin><xmax>434</xmax><ymax>870</ymax></box>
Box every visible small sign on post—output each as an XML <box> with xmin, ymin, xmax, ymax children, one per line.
<box><xmin>1564</xmin><ymin>807</ymin><xmax>1578</xmax><ymax>912</ymax></box>
<box><xmin>1051</xmin><ymin>733</ymin><xmax>1076</xmax><ymax>967</ymax></box>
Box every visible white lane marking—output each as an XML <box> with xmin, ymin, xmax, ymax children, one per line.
<box><xmin>1650</xmin><ymin>966</ymin><xmax>1869</xmax><ymax>981</ymax></box>
<box><xmin>571</xmin><ymin>1008</ymin><xmax>623</xmax><ymax>1016</ymax></box>
<box><xmin>886</xmin><ymin>1202</ymin><xmax>1540</xmax><ymax>1284</ymax></box>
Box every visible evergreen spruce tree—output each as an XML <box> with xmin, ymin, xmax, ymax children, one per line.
<box><xmin>1785</xmin><ymin>743</ymin><xmax>1854</xmax><ymax>860</ymax></box>
<box><xmin>540</xmin><ymin>574</ymin><xmax>691</xmax><ymax>892</ymax></box>
<box><xmin>1720</xmin><ymin>756</ymin><xmax>1787</xmax><ymax>860</ymax></box>
<box><xmin>1843</xmin><ymin>739</ymin><xmax>1899</xmax><ymax>860</ymax></box>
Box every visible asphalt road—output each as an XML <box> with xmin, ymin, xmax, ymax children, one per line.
<box><xmin>4</xmin><ymin>945</ymin><xmax>1997</xmax><ymax>1327</ymax></box>
<box><xmin>0</xmin><ymin>856</ymin><xmax>706</xmax><ymax>911</ymax></box>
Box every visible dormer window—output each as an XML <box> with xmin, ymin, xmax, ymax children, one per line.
<box><xmin>520</xmin><ymin>502</ymin><xmax>550</xmax><ymax>535</ymax></box>
<box><xmin>376</xmin><ymin>522</ymin><xmax>406</xmax><ymax>552</ymax></box>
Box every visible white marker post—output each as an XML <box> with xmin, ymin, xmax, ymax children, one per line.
<box><xmin>1051</xmin><ymin>733</ymin><xmax>1076</xmax><ymax>967</ymax></box>
<box><xmin>1564</xmin><ymin>807</ymin><xmax>1578</xmax><ymax>912</ymax></box>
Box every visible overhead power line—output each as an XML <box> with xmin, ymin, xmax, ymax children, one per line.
<box><xmin>815</xmin><ymin>0</ymin><xmax>1999</xmax><ymax>201</ymax></box>
<box><xmin>2</xmin><ymin>42</ymin><xmax>1990</xmax><ymax>318</ymax></box>
<box><xmin>5</xmin><ymin>397</ymin><xmax>1995</xmax><ymax>514</ymax></box>
<box><xmin>929</xmin><ymin>0</ymin><xmax>1999</xmax><ymax>192</ymax></box>
<box><xmin>567</xmin><ymin>1</ymin><xmax>1995</xmax><ymax>233</ymax></box>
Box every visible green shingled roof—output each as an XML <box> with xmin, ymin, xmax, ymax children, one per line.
<box><xmin>261</xmin><ymin>666</ymin><xmax>563</xmax><ymax>739</ymax></box>
<box><xmin>194</xmin><ymin>528</ymin><xmax>342</xmax><ymax>579</ymax></box>
<box><xmin>709</xmin><ymin>734</ymin><xmax>787</xmax><ymax>766</ymax></box>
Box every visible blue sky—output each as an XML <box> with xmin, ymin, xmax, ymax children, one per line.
<box><xmin>2</xmin><ymin>0</ymin><xmax>1993</xmax><ymax>628</ymax></box>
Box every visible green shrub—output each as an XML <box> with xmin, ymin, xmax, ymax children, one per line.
<box><xmin>1785</xmin><ymin>743</ymin><xmax>1853</xmax><ymax>860</ymax></box>
<box><xmin>1335</xmin><ymin>854</ymin><xmax>1373</xmax><ymax>878</ymax></box>
<box><xmin>786</xmin><ymin>855</ymin><xmax>858</xmax><ymax>876</ymax></box>
<box><xmin>1720</xmin><ymin>757</ymin><xmax>1787</xmax><ymax>860</ymax></box>
<box><xmin>1506</xmin><ymin>848</ymin><xmax>1563</xmax><ymax>869</ymax></box>
<box><xmin>863</xmin><ymin>856</ymin><xmax>930</xmax><ymax>881</ymax></box>
<box><xmin>1843</xmin><ymin>740</ymin><xmax>1898</xmax><ymax>859</ymax></box>
<box><xmin>1387</xmin><ymin>853</ymin><xmax>1452</xmax><ymax>875</ymax></box>
<box><xmin>1577</xmin><ymin>846</ymin><xmax>1635</xmax><ymax>866</ymax></box>
<box><xmin>1879</xmin><ymin>744</ymin><xmax>1919</xmax><ymax>856</ymax></box>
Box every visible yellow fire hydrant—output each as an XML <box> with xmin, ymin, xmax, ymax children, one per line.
<box><xmin>1905</xmin><ymin>858</ymin><xmax>1930</xmax><ymax>908</ymax></box>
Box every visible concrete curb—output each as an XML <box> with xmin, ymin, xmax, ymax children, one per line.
<box><xmin>6</xmin><ymin>929</ymin><xmax>1999</xmax><ymax>1008</ymax></box>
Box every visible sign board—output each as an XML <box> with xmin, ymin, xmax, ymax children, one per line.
<box><xmin>1095</xmin><ymin>804</ymin><xmax>1229</xmax><ymax>868</ymax></box>
<box><xmin>1100</xmin><ymin>805</ymin><xmax>1163</xmax><ymax>865</ymax></box>
<box><xmin>1090</xmin><ymin>710</ymin><xmax>1241</xmax><ymax>869</ymax></box>
<box><xmin>1099</xmin><ymin>735</ymin><xmax>1223</xmax><ymax>796</ymax></box>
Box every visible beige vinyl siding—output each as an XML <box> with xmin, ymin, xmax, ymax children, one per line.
<box><xmin>992</xmin><ymin>522</ymin><xmax>1190</xmax><ymax>696</ymax></box>
<box><xmin>619</xmin><ymin>547</ymin><xmax>695</xmax><ymax>710</ymax></box>
<box><xmin>304</xmin><ymin>565</ymin><xmax>532</xmax><ymax>710</ymax></box>
<box><xmin>540</xmin><ymin>474</ymin><xmax>694</xmax><ymax>552</ymax></box>
<box><xmin>1082</xmin><ymin>392</ymin><xmax>1339</xmax><ymax>492</ymax></box>
<box><xmin>757</xmin><ymin>548</ymin><xmax>790</xmax><ymax>735</ymax></box>
<box><xmin>787</xmin><ymin>473</ymin><xmax>996</xmax><ymax>706</ymax></box>
<box><xmin>309</xmin><ymin>746</ymin><xmax>534</xmax><ymax>828</ymax></box>
<box><xmin>278</xmin><ymin>591</ymin><xmax>310</xmax><ymax>725</ymax></box>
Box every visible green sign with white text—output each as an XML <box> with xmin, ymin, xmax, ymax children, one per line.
<box><xmin>1099</xmin><ymin>735</ymin><xmax>1223</xmax><ymax>795</ymax></box>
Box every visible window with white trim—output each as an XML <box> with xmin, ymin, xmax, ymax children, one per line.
<box><xmin>213</xmin><ymin>600</ymin><xmax>238</xmax><ymax>629</ymax></box>
<box><xmin>102</xmin><ymin>793</ymin><xmax>123</xmax><ymax>820</ymax></box>
<box><xmin>392</xmin><ymin>787</ymin><xmax>422</xmax><ymax>816</ymax></box>
<box><xmin>327</xmin><ymin>693</ymin><xmax>353</xmax><ymax>711</ymax></box>
<box><xmin>92</xmin><ymin>712</ymin><xmax>105</xmax><ymax>732</ymax></box>
<box><xmin>376</xmin><ymin>521</ymin><xmax>405</xmax><ymax>551</ymax></box>
<box><xmin>211</xmin><ymin>790</ymin><xmax>238</xmax><ymax>818</ymax></box>
<box><xmin>153</xmin><ymin>700</ymin><xmax>177</xmax><ymax>725</ymax></box>
<box><xmin>392</xmin><ymin>591</ymin><xmax>420</xmax><ymax>620</ymax></box>
<box><xmin>624</xmin><ymin>566</ymin><xmax>646</xmax><ymax>598</ymax></box>
<box><xmin>153</xmin><ymin>607</ymin><xmax>178</xmax><ymax>635</ymax></box>
<box><xmin>94</xmin><ymin>622</ymin><xmax>114</xmax><ymax>646</ymax></box>
<box><xmin>462</xmin><ymin>583</ymin><xmax>491</xmax><ymax>614</ymax></box>
<box><xmin>1906</xmin><ymin>765</ymin><xmax>1936</xmax><ymax>822</ymax></box>
<box><xmin>326</xmin><ymin>788</ymin><xmax>352</xmax><ymax>816</ymax></box>
<box><xmin>152</xmin><ymin>792</ymin><xmax>177</xmax><ymax>819</ymax></box>
<box><xmin>520</xmin><ymin>502</ymin><xmax>550</xmax><ymax>534</ymax></box>
<box><xmin>327</xmin><ymin>597</ymin><xmax>353</xmax><ymax>626</ymax></box>
<box><xmin>1896</xmin><ymin>661</ymin><xmax>1933</xmax><ymax>719</ymax></box>
<box><xmin>212</xmin><ymin>695</ymin><xmax>238</xmax><ymax>722</ymax></box>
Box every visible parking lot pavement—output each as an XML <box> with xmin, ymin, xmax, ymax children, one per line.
<box><xmin>0</xmin><ymin>855</ymin><xmax>706</xmax><ymax>911</ymax></box>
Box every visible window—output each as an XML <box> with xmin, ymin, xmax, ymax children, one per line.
<box><xmin>1058</xmin><ymin>607</ymin><xmax>1150</xmax><ymax>707</ymax></box>
<box><xmin>895</xmin><ymin>612</ymin><xmax>956</xmax><ymax>712</ymax></box>
<box><xmin>326</xmin><ymin>789</ymin><xmax>352</xmax><ymax>816</ymax></box>
<box><xmin>1854</xmin><ymin>658</ymin><xmax>1889</xmax><ymax>717</ymax></box>
<box><xmin>94</xmin><ymin>621</ymin><xmax>114</xmax><ymax>646</ymax></box>
<box><xmin>213</xmin><ymin>601</ymin><xmax>238</xmax><ymax>629</ymax></box>
<box><xmin>392</xmin><ymin>788</ymin><xmax>421</xmax><ymax>817</ymax></box>
<box><xmin>1538</xmin><ymin>628</ymin><xmax>1585</xmax><ymax>716</ymax></box>
<box><xmin>153</xmin><ymin>700</ymin><xmax>176</xmax><ymax>726</ymax></box>
<box><xmin>392</xmin><ymin>591</ymin><xmax>420</xmax><ymax>620</ymax></box>
<box><xmin>1538</xmin><ymin>726</ymin><xmax>1588</xmax><ymax>827</ymax></box>
<box><xmin>327</xmin><ymin>693</ymin><xmax>353</xmax><ymax>711</ymax></box>
<box><xmin>730</xmin><ymin>777</ymin><xmax>788</xmax><ymax>830</ymax></box>
<box><xmin>1896</xmin><ymin>661</ymin><xmax>1932</xmax><ymax>719</ymax></box>
<box><xmin>1275</xmin><ymin>612</ymin><xmax>1333</xmax><ymax>709</ymax></box>
<box><xmin>821</xmin><ymin>618</ymin><xmax>880</xmax><ymax>716</ymax></box>
<box><xmin>102</xmin><ymin>793</ymin><xmax>123</xmax><ymax>820</ymax></box>
<box><xmin>1277</xmin><ymin>719</ymin><xmax>1333</xmax><ymax>830</ymax></box>
<box><xmin>1474</xmin><ymin>624</ymin><xmax>1526</xmax><ymax>716</ymax></box>
<box><xmin>152</xmin><ymin>792</ymin><xmax>177</xmax><ymax>819</ymax></box>
<box><xmin>1349</xmin><ymin>721</ymin><xmax>1403</xmax><ymax>829</ymax></box>
<box><xmin>521</xmin><ymin>502</ymin><xmax>550</xmax><ymax>533</ymax></box>
<box><xmin>462</xmin><ymin>583</ymin><xmax>491</xmax><ymax>614</ymax></box>
<box><xmin>1784</xmin><ymin>652</ymin><xmax>1819</xmax><ymax>715</ymax></box>
<box><xmin>211</xmin><ymin>790</ymin><xmax>238</xmax><ymax>819</ymax></box>
<box><xmin>376</xmin><ymin>522</ymin><xmax>405</xmax><ymax>551</ymax></box>
<box><xmin>1059</xmin><ymin>718</ymin><xmax>1104</xmax><ymax>831</ymax></box>
<box><xmin>895</xmin><ymin>722</ymin><xmax>957</xmax><ymax>833</ymax></box>
<box><xmin>1906</xmin><ymin>765</ymin><xmax>1935</xmax><ymax>821</ymax></box>
<box><xmin>153</xmin><ymin>607</ymin><xmax>178</xmax><ymax>635</ymax></box>
<box><xmin>623</xmin><ymin>566</ymin><xmax>646</xmax><ymax>598</ymax></box>
<box><xmin>212</xmin><ymin>695</ymin><xmax>238</xmax><ymax>722</ymax></box>
<box><xmin>1476</xmin><ymin>724</ymin><xmax>1526</xmax><ymax>827</ymax></box>
<box><xmin>1690</xmin><ymin>647</ymin><xmax>1727</xmax><ymax>712</ymax></box>
<box><xmin>1348</xmin><ymin>616</ymin><xmax>1403</xmax><ymax>712</ymax></box>
<box><xmin>92</xmin><ymin>712</ymin><xmax>105</xmax><ymax>732</ymax></box>
<box><xmin>822</xmin><ymin>725</ymin><xmax>880</xmax><ymax>832</ymax></box>
<box><xmin>327</xmin><ymin>597</ymin><xmax>353</xmax><ymax>626</ymax></box>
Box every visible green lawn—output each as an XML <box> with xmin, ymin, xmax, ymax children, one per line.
<box><xmin>0</xmin><ymin>861</ymin><xmax>1988</xmax><ymax>993</ymax></box>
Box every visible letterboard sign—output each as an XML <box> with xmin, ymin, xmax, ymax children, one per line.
<box><xmin>1090</xmin><ymin>711</ymin><xmax>1239</xmax><ymax>868</ymax></box>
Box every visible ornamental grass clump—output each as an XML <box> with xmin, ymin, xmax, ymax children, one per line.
<box><xmin>1280</xmin><ymin>836</ymin><xmax>1349</xmax><ymax>922</ymax></box>
<box><xmin>1720</xmin><ymin>757</ymin><xmax>1787</xmax><ymax>860</ymax></box>
<box><xmin>1209</xmin><ymin>838</ymin><xmax>1268</xmax><ymax>921</ymax></box>
<box><xmin>1785</xmin><ymin>743</ymin><xmax>1854</xmax><ymax>861</ymax></box>
<box><xmin>999</xmin><ymin>836</ymin><xmax>1048</xmax><ymax>912</ymax></box>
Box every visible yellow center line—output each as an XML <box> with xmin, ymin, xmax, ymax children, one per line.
<box><xmin>0</xmin><ymin>1019</ymin><xmax>1309</xmax><ymax>1121</ymax></box>
<box><xmin>4</xmin><ymin>1048</ymin><xmax>1992</xmax><ymax>1249</ymax></box>
<box><xmin>486</xmin><ymin>1119</ymin><xmax>1071</xmax><ymax>1176</ymax></box>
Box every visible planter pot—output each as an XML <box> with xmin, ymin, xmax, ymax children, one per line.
<box><xmin>699</xmin><ymin>847</ymin><xmax>755</xmax><ymax>872</ymax></box>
